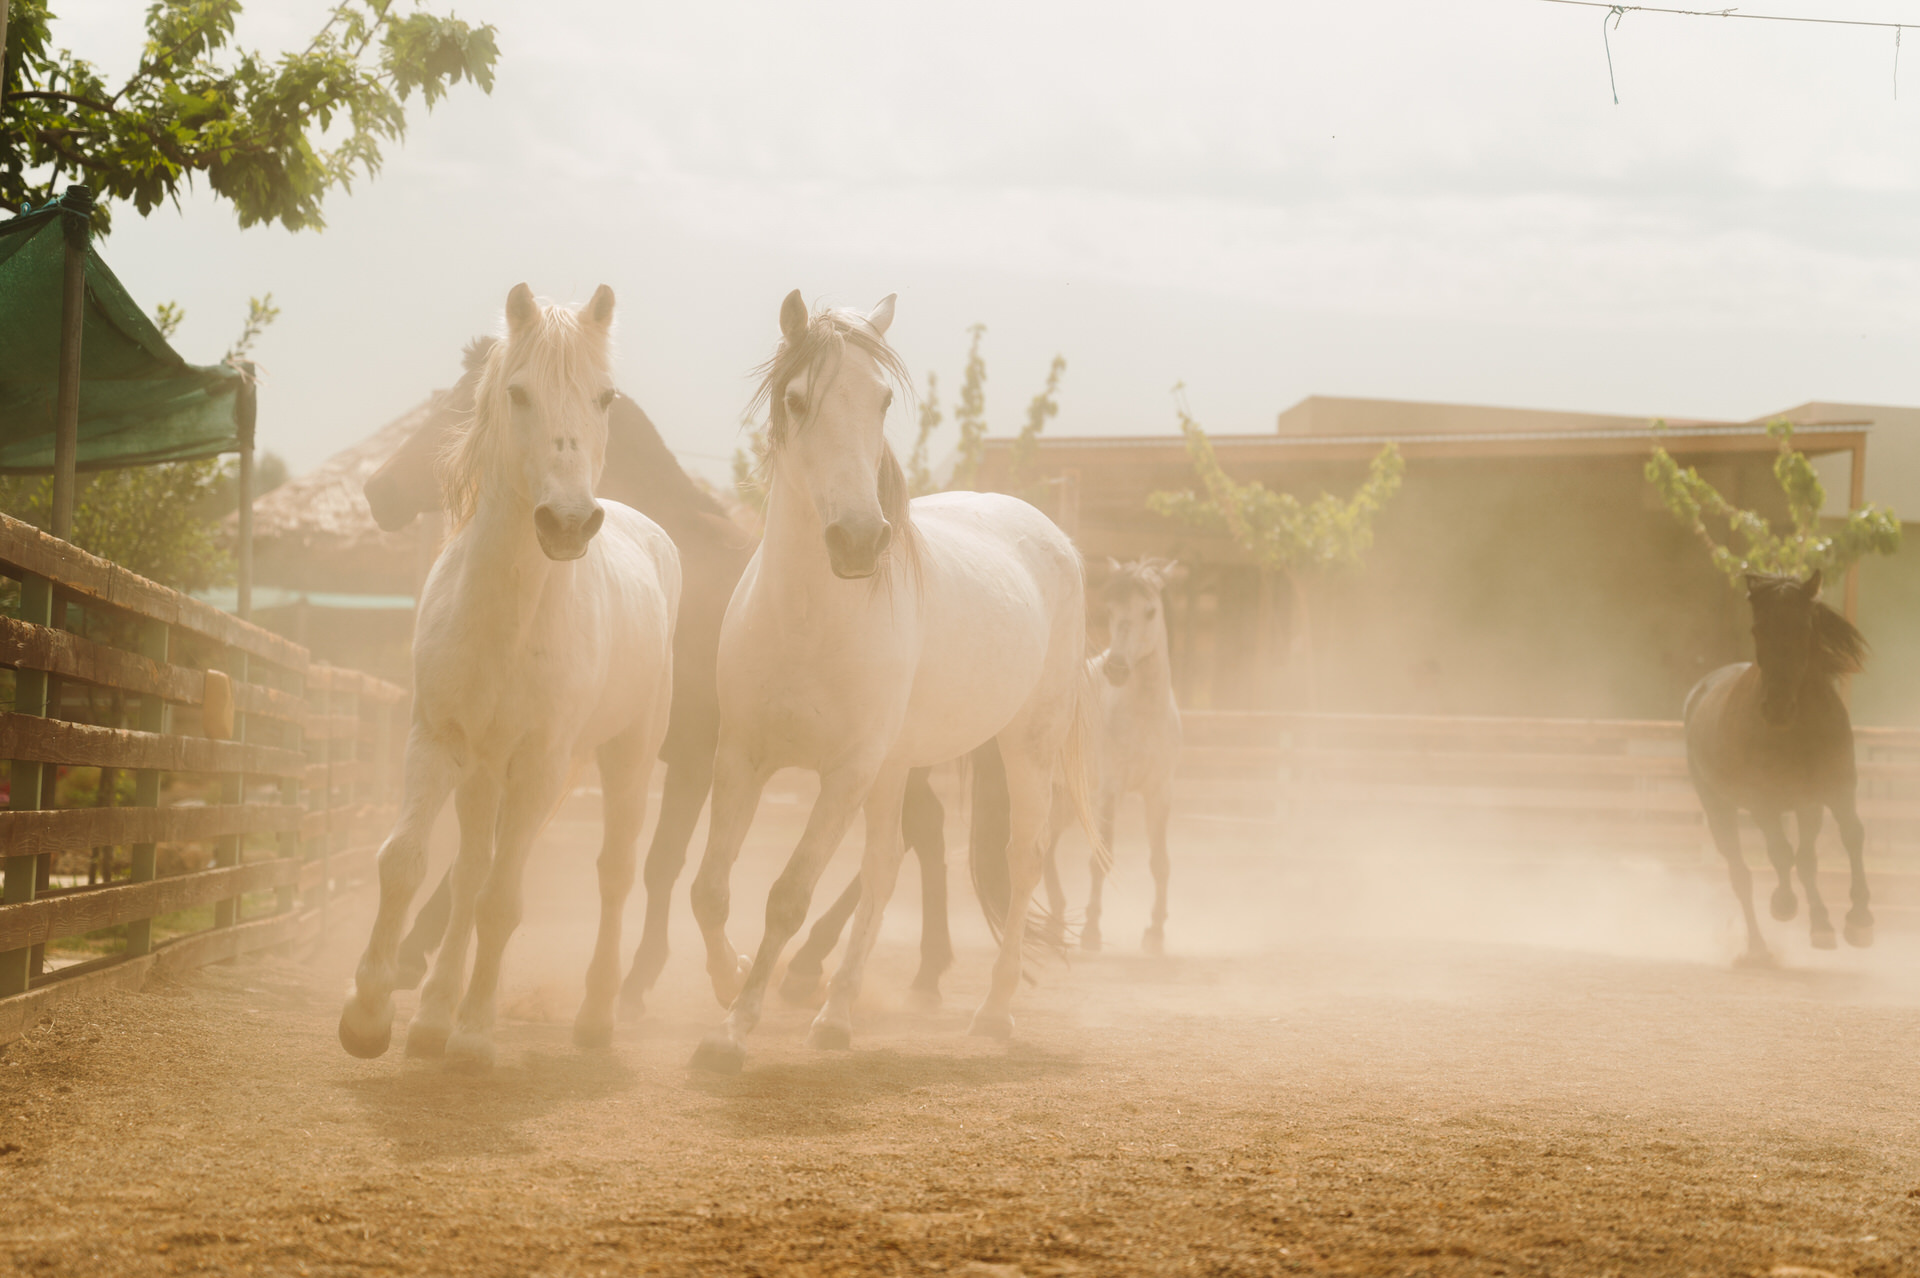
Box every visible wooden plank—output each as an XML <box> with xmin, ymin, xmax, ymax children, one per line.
<box><xmin>299</xmin><ymin>802</ymin><xmax>396</xmax><ymax>842</ymax></box>
<box><xmin>0</xmin><ymin>614</ymin><xmax>198</xmax><ymax>704</ymax></box>
<box><xmin>0</xmin><ymin>857</ymin><xmax>305</xmax><ymax>949</ymax></box>
<box><xmin>0</xmin><ymin>803</ymin><xmax>302</xmax><ymax>858</ymax></box>
<box><xmin>299</xmin><ymin>843</ymin><xmax>379</xmax><ymax>895</ymax></box>
<box><xmin>303</xmin><ymin>759</ymin><xmax>378</xmax><ymax>790</ymax></box>
<box><xmin>0</xmin><ymin>712</ymin><xmax>307</xmax><ymax>778</ymax></box>
<box><xmin>0</xmin><ymin>512</ymin><xmax>308</xmax><ymax>674</ymax></box>
<box><xmin>303</xmin><ymin>714</ymin><xmax>363</xmax><ymax>742</ymax></box>
<box><xmin>147</xmin><ymin>908</ymin><xmax>318</xmax><ymax>983</ymax></box>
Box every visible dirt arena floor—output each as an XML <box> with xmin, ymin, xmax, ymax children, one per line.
<box><xmin>6</xmin><ymin>786</ymin><xmax>1920</xmax><ymax>1277</ymax></box>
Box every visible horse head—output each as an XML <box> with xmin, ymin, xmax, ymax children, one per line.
<box><xmin>756</xmin><ymin>289</ymin><xmax>911</xmax><ymax>580</ymax></box>
<box><xmin>1746</xmin><ymin>570</ymin><xmax>1823</xmax><ymax>726</ymax></box>
<box><xmin>443</xmin><ymin>284</ymin><xmax>618</xmax><ymax>561</ymax></box>
<box><xmin>1100</xmin><ymin>557</ymin><xmax>1180</xmax><ymax>687</ymax></box>
<box><xmin>363</xmin><ymin>340</ymin><xmax>491</xmax><ymax>532</ymax></box>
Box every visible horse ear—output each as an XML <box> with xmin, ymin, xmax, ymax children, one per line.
<box><xmin>581</xmin><ymin>284</ymin><xmax>615</xmax><ymax>330</ymax></box>
<box><xmin>1161</xmin><ymin>558</ymin><xmax>1188</xmax><ymax>585</ymax></box>
<box><xmin>867</xmin><ymin>293</ymin><xmax>897</xmax><ymax>336</ymax></box>
<box><xmin>1804</xmin><ymin>569</ymin><xmax>1823</xmax><ymax>598</ymax></box>
<box><xmin>506</xmin><ymin>283</ymin><xmax>539</xmax><ymax>338</ymax></box>
<box><xmin>779</xmin><ymin>289</ymin><xmax>808</xmax><ymax>342</ymax></box>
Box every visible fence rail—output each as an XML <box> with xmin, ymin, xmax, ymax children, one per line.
<box><xmin>1176</xmin><ymin>711</ymin><xmax>1920</xmax><ymax>854</ymax></box>
<box><xmin>0</xmin><ymin>512</ymin><xmax>405</xmax><ymax>1042</ymax></box>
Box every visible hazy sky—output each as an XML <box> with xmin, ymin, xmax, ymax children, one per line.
<box><xmin>49</xmin><ymin>0</ymin><xmax>1920</xmax><ymax>480</ymax></box>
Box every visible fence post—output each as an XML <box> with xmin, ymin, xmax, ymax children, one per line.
<box><xmin>123</xmin><ymin>618</ymin><xmax>171</xmax><ymax>958</ymax></box>
<box><xmin>0</xmin><ymin>575</ymin><xmax>52</xmax><ymax>995</ymax></box>
<box><xmin>212</xmin><ymin>647</ymin><xmax>249</xmax><ymax>931</ymax></box>
<box><xmin>277</xmin><ymin>663</ymin><xmax>302</xmax><ymax>921</ymax></box>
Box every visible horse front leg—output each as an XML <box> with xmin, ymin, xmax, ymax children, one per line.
<box><xmin>1142</xmin><ymin>777</ymin><xmax>1173</xmax><ymax>956</ymax></box>
<box><xmin>446</xmin><ymin>748</ymin><xmax>572</xmax><ymax>1071</ymax></box>
<box><xmin>1757</xmin><ymin>809</ymin><xmax>1799</xmax><ymax>925</ymax></box>
<box><xmin>779</xmin><ymin>875</ymin><xmax>859</xmax><ymax>1007</ymax></box>
<box><xmin>903</xmin><ymin>767</ymin><xmax>953</xmax><ymax>1010</ymax></box>
<box><xmin>408</xmin><ymin>771</ymin><xmax>500</xmax><ymax>1057</ymax></box>
<box><xmin>577</xmin><ymin>729</ymin><xmax>656</xmax><ymax>1049</ymax></box>
<box><xmin>1082</xmin><ymin>786</ymin><xmax>1118</xmax><ymax>953</ymax></box>
<box><xmin>619</xmin><ymin>752</ymin><xmax>712</xmax><ymax>1020</ymax></box>
<box><xmin>1792</xmin><ymin>805</ymin><xmax>1836</xmax><ymax>950</ymax></box>
<box><xmin>339</xmin><ymin>725</ymin><xmax>458</xmax><ymax>1059</ymax></box>
<box><xmin>810</xmin><ymin>768</ymin><xmax>911</xmax><ymax>1049</ymax></box>
<box><xmin>1703</xmin><ymin>797</ymin><xmax>1769</xmax><ymax>966</ymax></box>
<box><xmin>689</xmin><ymin>746</ymin><xmax>771</xmax><ymax>1009</ymax></box>
<box><xmin>1833</xmin><ymin>794</ymin><xmax>1874</xmax><ymax>948</ymax></box>
<box><xmin>692</xmin><ymin>759</ymin><xmax>876</xmax><ymax>1074</ymax></box>
<box><xmin>394</xmin><ymin>870</ymin><xmax>452</xmax><ymax>991</ymax></box>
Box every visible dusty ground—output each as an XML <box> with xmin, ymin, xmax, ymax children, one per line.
<box><xmin>5</xmin><ymin>791</ymin><xmax>1920</xmax><ymax>1277</ymax></box>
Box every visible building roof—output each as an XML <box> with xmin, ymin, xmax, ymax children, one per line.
<box><xmin>248</xmin><ymin>394</ymin><xmax>441</xmax><ymax>547</ymax></box>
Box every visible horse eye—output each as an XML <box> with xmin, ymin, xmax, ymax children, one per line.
<box><xmin>785</xmin><ymin>391</ymin><xmax>806</xmax><ymax>416</ymax></box>
<box><xmin>508</xmin><ymin>386</ymin><xmax>529</xmax><ymax>408</ymax></box>
<box><xmin>597</xmin><ymin>389</ymin><xmax>615</xmax><ymax>410</ymax></box>
<box><xmin>883</xmin><ymin>390</ymin><xmax>895</xmax><ymax>411</ymax></box>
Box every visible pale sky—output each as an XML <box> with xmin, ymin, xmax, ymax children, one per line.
<box><xmin>49</xmin><ymin>0</ymin><xmax>1920</xmax><ymax>481</ymax></box>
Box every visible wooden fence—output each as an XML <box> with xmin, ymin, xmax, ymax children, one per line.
<box><xmin>1176</xmin><ymin>711</ymin><xmax>1920</xmax><ymax>856</ymax></box>
<box><xmin>0</xmin><ymin>513</ymin><xmax>405</xmax><ymax>1042</ymax></box>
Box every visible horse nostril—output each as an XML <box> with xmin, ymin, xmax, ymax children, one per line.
<box><xmin>874</xmin><ymin>521</ymin><xmax>893</xmax><ymax>554</ymax></box>
<box><xmin>534</xmin><ymin>505</ymin><xmax>564</xmax><ymax>538</ymax></box>
<box><xmin>824</xmin><ymin>521</ymin><xmax>854</xmax><ymax>560</ymax></box>
<box><xmin>582</xmin><ymin>505</ymin><xmax>605</xmax><ymax>539</ymax></box>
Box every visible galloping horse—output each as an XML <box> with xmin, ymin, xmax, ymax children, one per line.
<box><xmin>1044</xmin><ymin>558</ymin><xmax>1184</xmax><ymax>954</ymax></box>
<box><xmin>338</xmin><ymin>285</ymin><xmax>679</xmax><ymax>1067</ymax></box>
<box><xmin>363</xmin><ymin>346</ymin><xmax>964</xmax><ymax>1013</ymax></box>
<box><xmin>1685</xmin><ymin>570</ymin><xmax>1873</xmax><ymax>965</ymax></box>
<box><xmin>688</xmin><ymin>290</ymin><xmax>1099</xmax><ymax>1073</ymax></box>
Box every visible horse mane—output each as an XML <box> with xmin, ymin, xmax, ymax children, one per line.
<box><xmin>437</xmin><ymin>306</ymin><xmax>609</xmax><ymax>530</ymax></box>
<box><xmin>745</xmin><ymin>303</ymin><xmax>918</xmax><ymax>570</ymax></box>
<box><xmin>1747</xmin><ymin>572</ymin><xmax>1869</xmax><ymax>676</ymax></box>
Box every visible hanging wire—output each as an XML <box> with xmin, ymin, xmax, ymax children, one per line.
<box><xmin>1897</xmin><ymin>26</ymin><xmax>1904</xmax><ymax>102</ymax></box>
<box><xmin>1604</xmin><ymin>5</ymin><xmax>1627</xmax><ymax>103</ymax></box>
<box><xmin>1537</xmin><ymin>0</ymin><xmax>1920</xmax><ymax>32</ymax></box>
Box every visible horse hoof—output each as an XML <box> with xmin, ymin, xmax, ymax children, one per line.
<box><xmin>690</xmin><ymin>1033</ymin><xmax>746</xmax><ymax>1075</ymax></box>
<box><xmin>1080</xmin><ymin>927</ymin><xmax>1102</xmax><ymax>954</ymax></box>
<box><xmin>1733</xmin><ymin>949</ymin><xmax>1775</xmax><ymax>970</ymax></box>
<box><xmin>444</xmin><ymin>1031</ymin><xmax>496</xmax><ymax>1073</ymax></box>
<box><xmin>338</xmin><ymin>1001</ymin><xmax>393</xmax><ymax>1060</ymax></box>
<box><xmin>777</xmin><ymin>967</ymin><xmax>823</xmax><ymax>1007</ymax></box>
<box><xmin>1142</xmin><ymin>928</ymin><xmax>1165</xmax><ymax>957</ymax></box>
<box><xmin>1846</xmin><ymin>914</ymin><xmax>1875</xmax><ymax>948</ymax></box>
<box><xmin>967</xmin><ymin>1009</ymin><xmax>1015</xmax><ymax>1040</ymax></box>
<box><xmin>1770</xmin><ymin>887</ymin><xmax>1798</xmax><ymax>922</ymax></box>
<box><xmin>806</xmin><ymin>1017</ymin><xmax>852</xmax><ymax>1051</ymax></box>
<box><xmin>617</xmin><ymin>988</ymin><xmax>646</xmax><ymax>1024</ymax></box>
<box><xmin>1811</xmin><ymin>927</ymin><xmax>1838</xmax><ymax>951</ymax></box>
<box><xmin>572</xmin><ymin>1016</ymin><xmax>614</xmax><ymax>1051</ymax></box>
<box><xmin>404</xmin><ymin>1019</ymin><xmax>449</xmax><ymax>1059</ymax></box>
<box><xmin>906</xmin><ymin>986</ymin><xmax>943</xmax><ymax>1014</ymax></box>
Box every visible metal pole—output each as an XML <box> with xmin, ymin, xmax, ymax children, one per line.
<box><xmin>236</xmin><ymin>364</ymin><xmax>257</xmax><ymax>620</ymax></box>
<box><xmin>51</xmin><ymin>185</ymin><xmax>92</xmax><ymax>541</ymax></box>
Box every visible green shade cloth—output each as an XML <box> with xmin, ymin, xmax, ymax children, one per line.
<box><xmin>0</xmin><ymin>189</ymin><xmax>248</xmax><ymax>474</ymax></box>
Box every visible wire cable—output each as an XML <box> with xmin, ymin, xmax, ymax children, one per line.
<box><xmin>1535</xmin><ymin>0</ymin><xmax>1918</xmax><ymax>31</ymax></box>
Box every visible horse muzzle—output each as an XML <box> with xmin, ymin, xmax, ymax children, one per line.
<box><xmin>363</xmin><ymin>472</ymin><xmax>419</xmax><ymax>533</ymax></box>
<box><xmin>1103</xmin><ymin>655</ymin><xmax>1132</xmax><ymax>687</ymax></box>
<box><xmin>824</xmin><ymin>517</ymin><xmax>892</xmax><ymax>579</ymax></box>
<box><xmin>534</xmin><ymin>501</ymin><xmax>605</xmax><ymax>561</ymax></box>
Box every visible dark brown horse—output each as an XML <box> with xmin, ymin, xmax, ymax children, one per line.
<box><xmin>1685</xmin><ymin>570</ymin><xmax>1873</xmax><ymax>965</ymax></box>
<box><xmin>364</xmin><ymin>339</ymin><xmax>959</xmax><ymax>1016</ymax></box>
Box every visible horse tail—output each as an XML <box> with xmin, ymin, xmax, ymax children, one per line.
<box><xmin>966</xmin><ymin>738</ymin><xmax>1014</xmax><ymax>945</ymax></box>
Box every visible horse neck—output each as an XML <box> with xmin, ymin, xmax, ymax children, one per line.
<box><xmin>1124</xmin><ymin>618</ymin><xmax>1174</xmax><ymax>698</ymax></box>
<box><xmin>456</xmin><ymin>486</ymin><xmax>567</xmax><ymax>630</ymax></box>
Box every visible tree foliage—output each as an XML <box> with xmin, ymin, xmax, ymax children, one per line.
<box><xmin>0</xmin><ymin>461</ymin><xmax>231</xmax><ymax>591</ymax></box>
<box><xmin>1148</xmin><ymin>391</ymin><xmax>1405</xmax><ymax>573</ymax></box>
<box><xmin>2</xmin><ymin>0</ymin><xmax>499</xmax><ymax>232</ymax></box>
<box><xmin>1645</xmin><ymin>419</ymin><xmax>1901</xmax><ymax>585</ymax></box>
<box><xmin>915</xmin><ymin>325</ymin><xmax>1066</xmax><ymax>496</ymax></box>
<box><xmin>905</xmin><ymin>371</ymin><xmax>942</xmax><ymax>497</ymax></box>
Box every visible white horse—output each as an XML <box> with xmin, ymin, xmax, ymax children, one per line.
<box><xmin>1044</xmin><ymin>558</ymin><xmax>1184</xmax><ymax>954</ymax></box>
<box><xmin>687</xmin><ymin>290</ymin><xmax>1099</xmax><ymax>1073</ymax></box>
<box><xmin>338</xmin><ymin>284</ymin><xmax>679</xmax><ymax>1069</ymax></box>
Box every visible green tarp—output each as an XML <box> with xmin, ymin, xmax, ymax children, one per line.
<box><xmin>0</xmin><ymin>189</ymin><xmax>248</xmax><ymax>474</ymax></box>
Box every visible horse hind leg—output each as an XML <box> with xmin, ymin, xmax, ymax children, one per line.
<box><xmin>394</xmin><ymin>871</ymin><xmax>452</xmax><ymax>991</ymax></box>
<box><xmin>619</xmin><ymin>754</ymin><xmax>711</xmax><ymax>1021</ymax></box>
<box><xmin>810</xmin><ymin>768</ymin><xmax>912</xmax><ymax>1050</ymax></box>
<box><xmin>1040</xmin><ymin>783</ymin><xmax>1071</xmax><ymax>949</ymax></box>
<box><xmin>1703</xmin><ymin>798</ymin><xmax>1770</xmax><ymax>967</ymax></box>
<box><xmin>1834</xmin><ymin>795</ymin><xmax>1874</xmax><ymax>947</ymax></box>
<box><xmin>904</xmin><ymin>767</ymin><xmax>953</xmax><ymax>1010</ymax></box>
<box><xmin>779</xmin><ymin>875</ymin><xmax>858</xmax><ymax>1007</ymax></box>
<box><xmin>575</xmin><ymin>731</ymin><xmax>655</xmax><ymax>1049</ymax></box>
<box><xmin>970</xmin><ymin>734</ymin><xmax>1054</xmax><ymax>1040</ymax></box>
<box><xmin>1792</xmin><ymin>805</ymin><xmax>1837</xmax><ymax>950</ymax></box>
